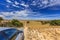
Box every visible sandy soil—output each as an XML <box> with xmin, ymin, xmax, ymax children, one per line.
<box><xmin>25</xmin><ymin>27</ymin><xmax>60</xmax><ymax>40</ymax></box>
<box><xmin>24</xmin><ymin>21</ymin><xmax>60</xmax><ymax>40</ymax></box>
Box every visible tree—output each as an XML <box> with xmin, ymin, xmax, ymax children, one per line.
<box><xmin>27</xmin><ymin>21</ymin><xmax>29</xmax><ymax>24</ymax></box>
<box><xmin>11</xmin><ymin>19</ymin><xmax>23</xmax><ymax>27</ymax></box>
<box><xmin>0</xmin><ymin>17</ymin><xmax>3</xmax><ymax>22</ymax></box>
<box><xmin>0</xmin><ymin>17</ymin><xmax>4</xmax><ymax>27</ymax></box>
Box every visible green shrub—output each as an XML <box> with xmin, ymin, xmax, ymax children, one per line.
<box><xmin>11</xmin><ymin>19</ymin><xmax>23</xmax><ymax>27</ymax></box>
<box><xmin>49</xmin><ymin>20</ymin><xmax>60</xmax><ymax>26</ymax></box>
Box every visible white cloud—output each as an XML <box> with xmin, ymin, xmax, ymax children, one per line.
<box><xmin>12</xmin><ymin>4</ymin><xmax>19</xmax><ymax>8</ymax></box>
<box><xmin>1</xmin><ymin>12</ymin><xmax>14</xmax><ymax>16</ymax></box>
<box><xmin>6</xmin><ymin>5</ymin><xmax>10</xmax><ymax>8</ymax></box>
<box><xmin>42</xmin><ymin>0</ymin><xmax>49</xmax><ymax>5</ymax></box>
<box><xmin>14</xmin><ymin>1</ymin><xmax>19</xmax><ymax>5</ymax></box>
<box><xmin>0</xmin><ymin>11</ymin><xmax>60</xmax><ymax>20</ymax></box>
<box><xmin>15</xmin><ymin>10</ymin><xmax>28</xmax><ymax>17</ymax></box>
<box><xmin>0</xmin><ymin>9</ymin><xmax>41</xmax><ymax>20</ymax></box>
<box><xmin>6</xmin><ymin>0</ymin><xmax>12</xmax><ymax>3</ymax></box>
<box><xmin>30</xmin><ymin>0</ymin><xmax>57</xmax><ymax>9</ymax></box>
<box><xmin>20</xmin><ymin>3</ymin><xmax>29</xmax><ymax>8</ymax></box>
<box><xmin>54</xmin><ymin>0</ymin><xmax>60</xmax><ymax>5</ymax></box>
<box><xmin>0</xmin><ymin>9</ymin><xmax>31</xmax><ymax>19</ymax></box>
<box><xmin>31</xmin><ymin>1</ymin><xmax>36</xmax><ymax>6</ymax></box>
<box><xmin>42</xmin><ymin>0</ymin><xmax>60</xmax><ymax>9</ymax></box>
<box><xmin>0</xmin><ymin>15</ymin><xmax>4</xmax><ymax>17</ymax></box>
<box><xmin>0</xmin><ymin>15</ymin><xmax>5</xmax><ymax>19</ymax></box>
<box><xmin>39</xmin><ymin>0</ymin><xmax>60</xmax><ymax>10</ymax></box>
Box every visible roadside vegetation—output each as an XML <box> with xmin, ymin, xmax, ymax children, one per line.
<box><xmin>0</xmin><ymin>17</ymin><xmax>23</xmax><ymax>27</ymax></box>
<box><xmin>49</xmin><ymin>20</ymin><xmax>60</xmax><ymax>26</ymax></box>
<box><xmin>40</xmin><ymin>20</ymin><xmax>60</xmax><ymax>26</ymax></box>
<box><xmin>11</xmin><ymin>19</ymin><xmax>23</xmax><ymax>27</ymax></box>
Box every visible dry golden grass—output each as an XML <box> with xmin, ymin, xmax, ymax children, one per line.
<box><xmin>23</xmin><ymin>20</ymin><xmax>60</xmax><ymax>29</ymax></box>
<box><xmin>2</xmin><ymin>20</ymin><xmax>60</xmax><ymax>28</ymax></box>
<box><xmin>19</xmin><ymin>20</ymin><xmax>60</xmax><ymax>40</ymax></box>
<box><xmin>23</xmin><ymin>20</ymin><xmax>60</xmax><ymax>40</ymax></box>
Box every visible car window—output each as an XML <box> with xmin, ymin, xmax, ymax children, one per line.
<box><xmin>3</xmin><ymin>29</ymin><xmax>18</xmax><ymax>38</ymax></box>
<box><xmin>0</xmin><ymin>32</ymin><xmax>7</xmax><ymax>40</ymax></box>
<box><xmin>0</xmin><ymin>29</ymin><xmax>23</xmax><ymax>40</ymax></box>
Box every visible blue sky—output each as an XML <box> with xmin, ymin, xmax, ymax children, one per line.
<box><xmin>0</xmin><ymin>0</ymin><xmax>60</xmax><ymax>20</ymax></box>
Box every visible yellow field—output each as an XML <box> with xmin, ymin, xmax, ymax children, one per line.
<box><xmin>22</xmin><ymin>20</ymin><xmax>60</xmax><ymax>29</ymax></box>
<box><xmin>23</xmin><ymin>20</ymin><xmax>60</xmax><ymax>40</ymax></box>
<box><xmin>2</xmin><ymin>20</ymin><xmax>60</xmax><ymax>28</ymax></box>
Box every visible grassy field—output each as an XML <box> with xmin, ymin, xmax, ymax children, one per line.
<box><xmin>22</xmin><ymin>20</ymin><xmax>60</xmax><ymax>29</ymax></box>
<box><xmin>1</xmin><ymin>20</ymin><xmax>60</xmax><ymax>28</ymax></box>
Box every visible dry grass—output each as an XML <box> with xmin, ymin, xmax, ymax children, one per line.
<box><xmin>23</xmin><ymin>20</ymin><xmax>60</xmax><ymax>29</ymax></box>
<box><xmin>24</xmin><ymin>20</ymin><xmax>60</xmax><ymax>40</ymax></box>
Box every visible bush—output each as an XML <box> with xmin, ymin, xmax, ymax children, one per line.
<box><xmin>11</xmin><ymin>19</ymin><xmax>23</xmax><ymax>27</ymax></box>
<box><xmin>49</xmin><ymin>20</ymin><xmax>60</xmax><ymax>26</ymax></box>
<box><xmin>27</xmin><ymin>21</ymin><xmax>29</xmax><ymax>24</ymax></box>
<box><xmin>40</xmin><ymin>21</ymin><xmax>49</xmax><ymax>25</ymax></box>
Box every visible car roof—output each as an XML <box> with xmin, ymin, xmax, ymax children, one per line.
<box><xmin>0</xmin><ymin>27</ymin><xmax>14</xmax><ymax>31</ymax></box>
